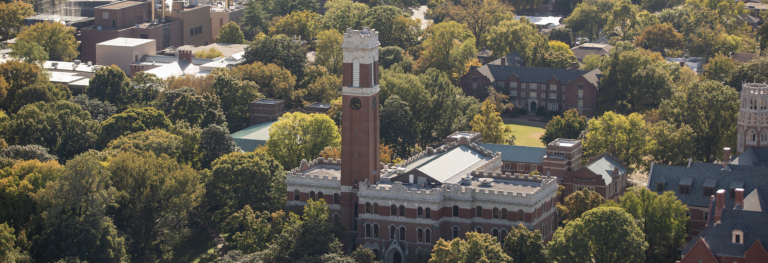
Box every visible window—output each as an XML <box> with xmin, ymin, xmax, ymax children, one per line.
<box><xmin>656</xmin><ymin>183</ymin><xmax>664</xmax><ymax>192</ymax></box>
<box><xmin>365</xmin><ymin>223</ymin><xmax>371</xmax><ymax>237</ymax></box>
<box><xmin>366</xmin><ymin>203</ymin><xmax>371</xmax><ymax>213</ymax></box>
<box><xmin>541</xmin><ymin>93</ymin><xmax>545</xmax><ymax>99</ymax></box>
<box><xmin>453</xmin><ymin>206</ymin><xmax>459</xmax><ymax>217</ymax></box>
<box><xmin>390</xmin><ymin>226</ymin><xmax>396</xmax><ymax>239</ymax></box>
<box><xmin>704</xmin><ymin>212</ymin><xmax>708</xmax><ymax>221</ymax></box>
<box><xmin>511</xmin><ymin>82</ymin><xmax>517</xmax><ymax>88</ymax></box>
<box><xmin>521</xmin><ymin>83</ymin><xmax>526</xmax><ymax>89</ymax></box>
<box><xmin>354</xmin><ymin>202</ymin><xmax>358</xmax><ymax>218</ymax></box>
<box><xmin>475</xmin><ymin>227</ymin><xmax>483</xmax><ymax>233</ymax></box>
<box><xmin>578</xmin><ymin>99</ymin><xmax>583</xmax><ymax>108</ymax></box>
<box><xmin>472</xmin><ymin>76</ymin><xmax>477</xmax><ymax>82</ymax></box>
<box><xmin>373</xmin><ymin>203</ymin><xmax>379</xmax><ymax>214</ymax></box>
<box><xmin>373</xmin><ymin>224</ymin><xmax>379</xmax><ymax>238</ymax></box>
<box><xmin>500</xmin><ymin>229</ymin><xmax>508</xmax><ymax>243</ymax></box>
<box><xmin>140</xmin><ymin>34</ymin><xmax>148</xmax><ymax>39</ymax></box>
<box><xmin>399</xmin><ymin>205</ymin><xmax>405</xmax><ymax>217</ymax></box>
<box><xmin>103</xmin><ymin>11</ymin><xmax>109</xmax><ymax>19</ymax></box>
<box><xmin>452</xmin><ymin>226</ymin><xmax>460</xmax><ymax>239</ymax></box>
<box><xmin>501</xmin><ymin>209</ymin><xmax>508</xmax><ymax>219</ymax></box>
<box><xmin>511</xmin><ymin>90</ymin><xmax>517</xmax><ymax>96</ymax></box>
<box><xmin>293</xmin><ymin>190</ymin><xmax>300</xmax><ymax>201</ymax></box>
<box><xmin>425</xmin><ymin>208</ymin><xmax>431</xmax><ymax>219</ymax></box>
<box><xmin>418</xmin><ymin>207</ymin><xmax>423</xmax><ymax>218</ymax></box>
<box><xmin>309</xmin><ymin>191</ymin><xmax>315</xmax><ymax>201</ymax></box>
<box><xmin>391</xmin><ymin>205</ymin><xmax>397</xmax><ymax>216</ymax></box>
<box><xmin>317</xmin><ymin>192</ymin><xmax>323</xmax><ymax>200</ymax></box>
<box><xmin>550</xmin><ymin>84</ymin><xmax>557</xmax><ymax>90</ymax></box>
<box><xmin>517</xmin><ymin>164</ymin><xmax>524</xmax><ymax>171</ymax></box>
<box><xmin>704</xmin><ymin>187</ymin><xmax>715</xmax><ymax>197</ymax></box>
<box><xmin>190</xmin><ymin>28</ymin><xmax>194</xmax><ymax>36</ymax></box>
<box><xmin>521</xmin><ymin>92</ymin><xmax>526</xmax><ymax>97</ymax></box>
<box><xmin>530</xmin><ymin>92</ymin><xmax>537</xmax><ymax>98</ymax></box>
<box><xmin>531</xmin><ymin>164</ymin><xmax>538</xmax><ymax>171</ymax></box>
<box><xmin>353</xmin><ymin>60</ymin><xmax>360</xmax><ymax>87</ymax></box>
<box><xmin>517</xmin><ymin>210</ymin><xmax>524</xmax><ymax>221</ymax></box>
<box><xmin>417</xmin><ymin>228</ymin><xmax>423</xmax><ymax>242</ymax></box>
<box><xmin>578</xmin><ymin>90</ymin><xmax>583</xmax><ymax>98</ymax></box>
<box><xmin>531</xmin><ymin>83</ymin><xmax>537</xmax><ymax>89</ymax></box>
<box><xmin>549</xmin><ymin>103</ymin><xmax>558</xmax><ymax>111</ymax></box>
<box><xmin>578</xmin><ymin>84</ymin><xmax>584</xmax><ymax>89</ymax></box>
<box><xmin>543</xmin><ymin>221</ymin><xmax>548</xmax><ymax>235</ymax></box>
<box><xmin>493</xmin><ymin>208</ymin><xmax>499</xmax><ymax>219</ymax></box>
<box><xmin>550</xmin><ymin>93</ymin><xmax>557</xmax><ymax>99</ymax></box>
<box><xmin>426</xmin><ymin>229</ymin><xmax>432</xmax><ymax>243</ymax></box>
<box><xmin>400</xmin><ymin>226</ymin><xmax>406</xmax><ymax>241</ymax></box>
<box><xmin>733</xmin><ymin>230</ymin><xmax>743</xmax><ymax>244</ymax></box>
<box><xmin>112</xmin><ymin>21</ymin><xmax>116</xmax><ymax>28</ymax></box>
<box><xmin>492</xmin><ymin>229</ymin><xmax>499</xmax><ymax>242</ymax></box>
<box><xmin>679</xmin><ymin>185</ymin><xmax>690</xmax><ymax>195</ymax></box>
<box><xmin>333</xmin><ymin>193</ymin><xmax>339</xmax><ymax>204</ymax></box>
<box><xmin>497</xmin><ymin>81</ymin><xmax>505</xmax><ymax>88</ymax></box>
<box><xmin>198</xmin><ymin>26</ymin><xmax>202</xmax><ymax>34</ymax></box>
<box><xmin>476</xmin><ymin>206</ymin><xmax>483</xmax><ymax>217</ymax></box>
<box><xmin>730</xmin><ymin>189</ymin><xmax>736</xmax><ymax>199</ymax></box>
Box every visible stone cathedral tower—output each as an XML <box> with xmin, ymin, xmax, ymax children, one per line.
<box><xmin>737</xmin><ymin>82</ymin><xmax>768</xmax><ymax>154</ymax></box>
<box><xmin>339</xmin><ymin>27</ymin><xmax>381</xmax><ymax>242</ymax></box>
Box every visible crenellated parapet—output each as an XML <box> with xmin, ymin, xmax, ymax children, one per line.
<box><xmin>286</xmin><ymin>157</ymin><xmax>342</xmax><ymax>188</ymax></box>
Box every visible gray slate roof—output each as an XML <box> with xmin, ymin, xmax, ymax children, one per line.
<box><xmin>476</xmin><ymin>143</ymin><xmax>546</xmax><ymax>164</ymax></box>
<box><xmin>231</xmin><ymin>121</ymin><xmax>275</xmax><ymax>152</ymax></box>
<box><xmin>475</xmin><ymin>64</ymin><xmax>591</xmax><ymax>85</ymax></box>
<box><xmin>585</xmin><ymin>155</ymin><xmax>626</xmax><ymax>184</ymax></box>
<box><xmin>732</xmin><ymin>147</ymin><xmax>768</xmax><ymax>166</ymax></box>
<box><xmin>486</xmin><ymin>51</ymin><xmax>525</xmax><ymax>67</ymax></box>
<box><xmin>647</xmin><ymin>162</ymin><xmax>768</xmax><ymax>207</ymax></box>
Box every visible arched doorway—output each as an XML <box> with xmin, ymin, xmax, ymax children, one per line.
<box><xmin>393</xmin><ymin>251</ymin><xmax>403</xmax><ymax>263</ymax></box>
<box><xmin>530</xmin><ymin>101</ymin><xmax>537</xmax><ymax>112</ymax></box>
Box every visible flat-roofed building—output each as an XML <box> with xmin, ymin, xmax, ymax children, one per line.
<box><xmin>96</xmin><ymin>37</ymin><xmax>156</xmax><ymax>73</ymax></box>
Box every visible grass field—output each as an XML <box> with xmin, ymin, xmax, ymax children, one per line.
<box><xmin>504</xmin><ymin>121</ymin><xmax>546</xmax><ymax>147</ymax></box>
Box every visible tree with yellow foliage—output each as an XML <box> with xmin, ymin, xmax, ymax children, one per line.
<box><xmin>471</xmin><ymin>99</ymin><xmax>514</xmax><ymax>145</ymax></box>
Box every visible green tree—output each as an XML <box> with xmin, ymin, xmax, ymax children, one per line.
<box><xmin>760</xmin><ymin>19</ymin><xmax>768</xmax><ymax>53</ymax></box>
<box><xmin>68</xmin><ymin>95</ymin><xmax>116</xmax><ymax>122</ymax></box>
<box><xmin>32</xmin><ymin>215</ymin><xmax>126</xmax><ymax>263</ymax></box>
<box><xmin>544</xmin><ymin>50</ymin><xmax>578</xmax><ymax>69</ymax></box>
<box><xmin>471</xmin><ymin>99</ymin><xmax>514</xmax><ymax>145</ymax></box>
<box><xmin>0</xmin><ymin>60</ymin><xmax>43</xmax><ymax>111</ymax></box>
<box><xmin>1</xmin><ymin>101</ymin><xmax>99</xmax><ymax>160</ymax></box>
<box><xmin>98</xmin><ymin>107</ymin><xmax>172</xmax><ymax>148</ymax></box>
<box><xmin>10</xmin><ymin>83</ymin><xmax>70</xmax><ymax>113</ymax></box>
<box><xmin>366</xmin><ymin>10</ymin><xmax>421</xmax><ymax>51</ymax></box>
<box><xmin>105</xmin><ymin>129</ymin><xmax>183</xmax><ymax>158</ymax></box>
<box><xmin>583</xmin><ymin>111</ymin><xmax>647</xmax><ymax>172</ymax></box>
<box><xmin>0</xmin><ymin>1</ymin><xmax>34</xmax><ymax>41</ymax></box>
<box><xmin>581</xmin><ymin>54</ymin><xmax>609</xmax><ymax>71</ymax></box>
<box><xmin>167</xmin><ymin>121</ymin><xmax>203</xmax><ymax>168</ymax></box>
<box><xmin>633</xmin><ymin>23</ymin><xmax>683</xmax><ymax>57</ymax></box>
<box><xmin>350</xmin><ymin>247</ymin><xmax>377</xmax><ymax>263</ymax></box>
<box><xmin>200</xmin><ymin>124</ymin><xmax>240</xmax><ymax>169</ymax></box>
<box><xmin>215</xmin><ymin>21</ymin><xmax>246</xmax><ymax>44</ymax></box>
<box><xmin>548</xmin><ymin>206</ymin><xmax>647</xmax><ymax>263</ymax></box>
<box><xmin>703</xmin><ymin>53</ymin><xmax>740</xmax><ymax>83</ymax></box>
<box><xmin>213</xmin><ymin>75</ymin><xmax>263</xmax><ymax>131</ymax></box>
<box><xmin>15</xmin><ymin>21</ymin><xmax>78</xmax><ymax>61</ymax></box>
<box><xmin>659</xmin><ymin>80</ymin><xmax>739</xmax><ymax>162</ymax></box>
<box><xmin>429</xmin><ymin>231</ymin><xmax>512</xmax><ymax>263</ymax></box>
<box><xmin>563</xmin><ymin>0</ymin><xmax>617</xmax><ymax>40</ymax></box>
<box><xmin>599</xmin><ymin>44</ymin><xmax>671</xmax><ymax>114</ymax></box>
<box><xmin>304</xmin><ymin>74</ymin><xmax>341</xmax><ymax>103</ymax></box>
<box><xmin>645</xmin><ymin>120</ymin><xmax>694</xmax><ymax>166</ymax></box>
<box><xmin>267</xmin><ymin>112</ymin><xmax>340</xmax><ymax>169</ymax></box>
<box><xmin>0</xmin><ymin>145</ymin><xmax>58</xmax><ymax>162</ymax></box>
<box><xmin>728</xmin><ymin>55</ymin><xmax>768</xmax><ymax>90</ymax></box>
<box><xmin>0</xmin><ymin>222</ymin><xmax>30</xmax><ymax>262</ymax></box>
<box><xmin>269</xmin><ymin>10</ymin><xmax>321</xmax><ymax>44</ymax></box>
<box><xmin>617</xmin><ymin>188</ymin><xmax>688</xmax><ymax>263</ymax></box>
<box><xmin>540</xmin><ymin>109</ymin><xmax>587</xmax><ymax>145</ymax></box>
<box><xmin>548</xmin><ymin>27</ymin><xmax>573</xmax><ymax>47</ymax></box>
<box><xmin>418</xmin><ymin>69</ymin><xmax>480</xmax><ymax>146</ymax></box>
<box><xmin>686</xmin><ymin>10</ymin><xmax>740</xmax><ymax>63</ymax></box>
<box><xmin>315</xmin><ymin>29</ymin><xmax>344</xmax><ymax>76</ymax></box>
<box><xmin>603</xmin><ymin>0</ymin><xmax>639</xmax><ymax>41</ymax></box>
<box><xmin>0</xmin><ymin>159</ymin><xmax>62</xmax><ymax>233</ymax></box>
<box><xmin>128</xmin><ymin>72</ymin><xmax>164</xmax><ymax>107</ymax></box>
<box><xmin>10</xmin><ymin>40</ymin><xmax>48</xmax><ymax>65</ymax></box>
<box><xmin>194</xmin><ymin>47</ymin><xmax>223</xmax><ymax>58</ymax></box>
<box><xmin>169</xmin><ymin>93</ymin><xmax>227</xmax><ymax>128</ymax></box>
<box><xmin>241</xmin><ymin>0</ymin><xmax>271</xmax><ymax>38</ymax></box>
<box><xmin>380</xmin><ymin>46</ymin><xmax>408</xmax><ymax>69</ymax></box>
<box><xmin>321</xmin><ymin>0</ymin><xmax>369</xmax><ymax>33</ymax></box>
<box><xmin>206</xmin><ymin>150</ymin><xmax>286</xmax><ymax>222</ymax></box>
<box><xmin>556</xmin><ymin>188</ymin><xmax>605</xmax><ymax>223</ymax></box>
<box><xmin>380</xmin><ymin>95</ymin><xmax>416</xmax><ymax>158</ymax></box>
<box><xmin>86</xmin><ymin>65</ymin><xmax>130</xmax><ymax>107</ymax></box>
<box><xmin>242</xmin><ymin>35</ymin><xmax>307</xmax><ymax>78</ymax></box>
<box><xmin>434</xmin><ymin>0</ymin><xmax>514</xmax><ymax>47</ymax></box>
<box><xmin>503</xmin><ymin>223</ymin><xmax>549</xmax><ymax>263</ymax></box>
<box><xmin>486</xmin><ymin>18</ymin><xmax>539</xmax><ymax>62</ymax></box>
<box><xmin>222</xmin><ymin>205</ymin><xmax>279</xmax><ymax>253</ymax></box>
<box><xmin>262</xmin><ymin>0</ymin><xmax>317</xmax><ymax>17</ymax></box>
<box><xmin>107</xmin><ymin>152</ymin><xmax>204</xmax><ymax>262</ymax></box>
<box><xmin>414</xmin><ymin>21</ymin><xmax>479</xmax><ymax>84</ymax></box>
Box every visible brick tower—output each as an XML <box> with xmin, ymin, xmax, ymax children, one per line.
<box><xmin>340</xmin><ymin>27</ymin><xmax>380</xmax><ymax>248</ymax></box>
<box><xmin>737</xmin><ymin>82</ymin><xmax>768</xmax><ymax>154</ymax></box>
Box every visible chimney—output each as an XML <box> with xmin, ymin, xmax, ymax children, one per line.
<box><xmin>571</xmin><ymin>62</ymin><xmax>578</xmax><ymax>71</ymax></box>
<box><xmin>501</xmin><ymin>57</ymin><xmax>506</xmax><ymax>67</ymax></box>
<box><xmin>130</xmin><ymin>64</ymin><xmax>144</xmax><ymax>77</ymax></box>
<box><xmin>150</xmin><ymin>0</ymin><xmax>154</xmax><ymax>21</ymax></box>
<box><xmin>735</xmin><ymin>188</ymin><xmax>744</xmax><ymax>208</ymax></box>
<box><xmin>179</xmin><ymin>50</ymin><xmax>193</xmax><ymax>62</ymax></box>
<box><xmin>679</xmin><ymin>61</ymin><xmax>685</xmax><ymax>67</ymax></box>
<box><xmin>715</xmin><ymin>189</ymin><xmax>725</xmax><ymax>223</ymax></box>
<box><xmin>723</xmin><ymin>147</ymin><xmax>731</xmax><ymax>167</ymax></box>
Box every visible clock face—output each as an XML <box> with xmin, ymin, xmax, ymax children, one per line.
<box><xmin>350</xmin><ymin>98</ymin><xmax>362</xmax><ymax>110</ymax></box>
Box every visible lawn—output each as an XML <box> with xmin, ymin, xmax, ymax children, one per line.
<box><xmin>504</xmin><ymin>121</ymin><xmax>546</xmax><ymax>148</ymax></box>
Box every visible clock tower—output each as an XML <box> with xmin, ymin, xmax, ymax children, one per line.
<box><xmin>340</xmin><ymin>27</ymin><xmax>380</xmax><ymax>245</ymax></box>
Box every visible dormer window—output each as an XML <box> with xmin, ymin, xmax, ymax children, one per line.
<box><xmin>679</xmin><ymin>177</ymin><xmax>693</xmax><ymax>195</ymax></box>
<box><xmin>733</xmin><ymin>230</ymin><xmax>744</xmax><ymax>244</ymax></box>
<box><xmin>679</xmin><ymin>185</ymin><xmax>690</xmax><ymax>195</ymax></box>
<box><xmin>703</xmin><ymin>187</ymin><xmax>715</xmax><ymax>197</ymax></box>
<box><xmin>656</xmin><ymin>183</ymin><xmax>664</xmax><ymax>192</ymax></box>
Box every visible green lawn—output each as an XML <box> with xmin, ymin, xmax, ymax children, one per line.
<box><xmin>504</xmin><ymin>121</ymin><xmax>546</xmax><ymax>148</ymax></box>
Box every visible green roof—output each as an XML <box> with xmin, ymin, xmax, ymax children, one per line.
<box><xmin>231</xmin><ymin>121</ymin><xmax>276</xmax><ymax>152</ymax></box>
<box><xmin>476</xmin><ymin>143</ymin><xmax>546</xmax><ymax>164</ymax></box>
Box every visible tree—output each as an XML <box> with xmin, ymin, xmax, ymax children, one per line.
<box><xmin>486</xmin><ymin>18</ymin><xmax>539</xmax><ymax>62</ymax></box>
<box><xmin>105</xmin><ymin>129</ymin><xmax>183</xmax><ymax>158</ymax></box>
<box><xmin>166</xmin><ymin>121</ymin><xmax>203</xmax><ymax>168</ymax></box>
<box><xmin>0</xmin><ymin>60</ymin><xmax>43</xmax><ymax>111</ymax></box>
<box><xmin>556</xmin><ymin>188</ymin><xmax>605</xmax><ymax>223</ymax></box>
<box><xmin>321</xmin><ymin>0</ymin><xmax>369</xmax><ymax>33</ymax></box>
<box><xmin>98</xmin><ymin>107</ymin><xmax>172</xmax><ymax>148</ymax></box>
<box><xmin>86</xmin><ymin>65</ymin><xmax>130</xmax><ymax>107</ymax></box>
<box><xmin>433</xmin><ymin>0</ymin><xmax>514</xmax><ymax>47</ymax></box>
<box><xmin>269</xmin><ymin>11</ymin><xmax>321</xmax><ymax>44</ymax></box>
<box><xmin>213</xmin><ymin>75</ymin><xmax>263</xmax><ymax>131</ymax></box>
<box><xmin>686</xmin><ymin>10</ymin><xmax>740</xmax><ymax>63</ymax></box>
<box><xmin>414</xmin><ymin>21</ymin><xmax>479</xmax><ymax>84</ymax></box>
<box><xmin>548</xmin><ymin>27</ymin><xmax>573</xmax><ymax>47</ymax></box>
<box><xmin>603</xmin><ymin>0</ymin><xmax>639</xmax><ymax>41</ymax></box>
<box><xmin>583</xmin><ymin>111</ymin><xmax>647</xmax><ymax>172</ymax></box>
<box><xmin>728</xmin><ymin>55</ymin><xmax>768</xmax><ymax>90</ymax></box>
<box><xmin>656</xmin><ymin>6</ymin><xmax>690</xmax><ymax>32</ymax></box>
<box><xmin>645</xmin><ymin>121</ymin><xmax>694</xmax><ymax>166</ymax></box>
<box><xmin>617</xmin><ymin>188</ymin><xmax>688</xmax><ymax>263</ymax></box>
<box><xmin>200</xmin><ymin>124</ymin><xmax>241</xmax><ymax>169</ymax></box>
<box><xmin>194</xmin><ymin>47</ymin><xmax>223</xmax><ymax>58</ymax></box>
<box><xmin>267</xmin><ymin>112</ymin><xmax>340</xmax><ymax>169</ymax></box>
<box><xmin>548</xmin><ymin>206</ymin><xmax>647</xmax><ymax>263</ymax></box>
<box><xmin>216</xmin><ymin>21</ymin><xmax>246</xmax><ymax>44</ymax></box>
<box><xmin>206</xmin><ymin>150</ymin><xmax>286</xmax><ymax>222</ymax></box>
<box><xmin>236</xmin><ymin>62</ymin><xmax>296</xmax><ymax>102</ymax></box>
<box><xmin>703</xmin><ymin>53</ymin><xmax>739</xmax><ymax>83</ymax></box>
<box><xmin>581</xmin><ymin>54</ymin><xmax>609</xmax><ymax>71</ymax></box>
<box><xmin>544</xmin><ymin>50</ymin><xmax>578</xmax><ymax>69</ymax></box>
<box><xmin>0</xmin><ymin>1</ymin><xmax>34</xmax><ymax>41</ymax></box>
<box><xmin>262</xmin><ymin>0</ymin><xmax>318</xmax><ymax>17</ymax></box>
<box><xmin>166</xmin><ymin>74</ymin><xmax>216</xmax><ymax>95</ymax></box>
<box><xmin>540</xmin><ymin>109</ymin><xmax>587</xmax><ymax>145</ymax></box>
<box><xmin>760</xmin><ymin>19</ymin><xmax>768</xmax><ymax>53</ymax></box>
<box><xmin>128</xmin><ymin>72</ymin><xmax>163</xmax><ymax>107</ymax></box>
<box><xmin>599</xmin><ymin>44</ymin><xmax>671</xmax><ymax>114</ymax></box>
<box><xmin>315</xmin><ymin>29</ymin><xmax>344</xmax><ymax>76</ymax></box>
<box><xmin>659</xmin><ymin>80</ymin><xmax>739</xmax><ymax>162</ymax></box>
<box><xmin>243</xmin><ymin>35</ymin><xmax>307</xmax><ymax>78</ymax></box>
<box><xmin>0</xmin><ymin>223</ymin><xmax>30</xmax><ymax>262</ymax></box>
<box><xmin>0</xmin><ymin>159</ymin><xmax>63</xmax><ymax>233</ymax></box>
<box><xmin>563</xmin><ymin>0</ymin><xmax>617</xmax><ymax>40</ymax></box>
<box><xmin>15</xmin><ymin>21</ymin><xmax>78</xmax><ymax>61</ymax></box>
<box><xmin>222</xmin><ymin>205</ymin><xmax>280</xmax><ymax>253</ymax></box>
<box><xmin>350</xmin><ymin>247</ymin><xmax>377</xmax><ymax>263</ymax></box>
<box><xmin>68</xmin><ymin>95</ymin><xmax>116</xmax><ymax>122</ymax></box>
<box><xmin>503</xmin><ymin>223</ymin><xmax>549</xmax><ymax>263</ymax></box>
<box><xmin>169</xmin><ymin>93</ymin><xmax>227</xmax><ymax>128</ymax></box>
<box><xmin>363</xmin><ymin>6</ymin><xmax>418</xmax><ymax>50</ymax></box>
<box><xmin>380</xmin><ymin>46</ymin><xmax>407</xmax><ymax>69</ymax></box>
<box><xmin>0</xmin><ymin>144</ymin><xmax>58</xmax><ymax>162</ymax></box>
<box><xmin>429</xmin><ymin>231</ymin><xmax>512</xmax><ymax>263</ymax></box>
<box><xmin>1</xmin><ymin>101</ymin><xmax>99</xmax><ymax>160</ymax></box>
<box><xmin>305</xmin><ymin>74</ymin><xmax>341</xmax><ymax>103</ymax></box>
<box><xmin>241</xmin><ymin>0</ymin><xmax>271</xmax><ymax>38</ymax></box>
<box><xmin>380</xmin><ymin>95</ymin><xmax>416</xmax><ymax>157</ymax></box>
<box><xmin>107</xmin><ymin>152</ymin><xmax>204</xmax><ymax>262</ymax></box>
<box><xmin>10</xmin><ymin>40</ymin><xmax>48</xmax><ymax>65</ymax></box>
<box><xmin>633</xmin><ymin>23</ymin><xmax>682</xmax><ymax>57</ymax></box>
<box><xmin>471</xmin><ymin>99</ymin><xmax>514</xmax><ymax>145</ymax></box>
<box><xmin>10</xmin><ymin>82</ymin><xmax>70</xmax><ymax>113</ymax></box>
<box><xmin>641</xmin><ymin>0</ymin><xmax>683</xmax><ymax>12</ymax></box>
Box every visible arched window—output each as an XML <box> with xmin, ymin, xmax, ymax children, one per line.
<box><xmin>418</xmin><ymin>207</ymin><xmax>423</xmax><ymax>218</ymax></box>
<box><xmin>452</xmin><ymin>226</ymin><xmax>460</xmax><ymax>239</ymax></box>
<box><xmin>542</xmin><ymin>221</ymin><xmax>548</xmax><ymax>235</ymax></box>
<box><xmin>400</xmin><ymin>226</ymin><xmax>406</xmax><ymax>241</ymax></box>
<box><xmin>417</xmin><ymin>228</ymin><xmax>423</xmax><ymax>243</ymax></box>
<box><xmin>453</xmin><ymin>206</ymin><xmax>459</xmax><ymax>217</ymax></box>
<box><xmin>354</xmin><ymin>202</ymin><xmax>358</xmax><ymax>219</ymax></box>
<box><xmin>399</xmin><ymin>205</ymin><xmax>405</xmax><ymax>217</ymax></box>
<box><xmin>425</xmin><ymin>229</ymin><xmax>432</xmax><ymax>243</ymax></box>
<box><xmin>333</xmin><ymin>193</ymin><xmax>339</xmax><ymax>204</ymax></box>
<box><xmin>762</xmin><ymin>131</ymin><xmax>768</xmax><ymax>142</ymax></box>
<box><xmin>373</xmin><ymin>224</ymin><xmax>379</xmax><ymax>238</ymax></box>
<box><xmin>309</xmin><ymin>191</ymin><xmax>316</xmax><ymax>201</ymax></box>
<box><xmin>500</xmin><ymin>229</ymin><xmax>508</xmax><ymax>243</ymax></box>
<box><xmin>373</xmin><ymin>203</ymin><xmax>379</xmax><ymax>214</ymax></box>
<box><xmin>425</xmin><ymin>208</ymin><xmax>431</xmax><ymax>219</ymax></box>
<box><xmin>365</xmin><ymin>223</ymin><xmax>371</xmax><ymax>238</ymax></box>
<box><xmin>390</xmin><ymin>225</ymin><xmax>396</xmax><ymax>239</ymax></box>
<box><xmin>476</xmin><ymin>206</ymin><xmax>483</xmax><ymax>217</ymax></box>
<box><xmin>492</xmin><ymin>229</ymin><xmax>499</xmax><ymax>242</ymax></box>
<box><xmin>391</xmin><ymin>205</ymin><xmax>397</xmax><ymax>216</ymax></box>
<box><xmin>751</xmin><ymin>131</ymin><xmax>757</xmax><ymax>142</ymax></box>
<box><xmin>332</xmin><ymin>213</ymin><xmax>340</xmax><ymax>222</ymax></box>
<box><xmin>317</xmin><ymin>192</ymin><xmax>323</xmax><ymax>200</ymax></box>
<box><xmin>475</xmin><ymin>227</ymin><xmax>483</xmax><ymax>233</ymax></box>
<box><xmin>517</xmin><ymin>210</ymin><xmax>524</xmax><ymax>221</ymax></box>
<box><xmin>501</xmin><ymin>208</ymin><xmax>508</xmax><ymax>219</ymax></box>
<box><xmin>365</xmin><ymin>203</ymin><xmax>371</xmax><ymax>213</ymax></box>
<box><xmin>293</xmin><ymin>190</ymin><xmax>300</xmax><ymax>201</ymax></box>
<box><xmin>373</xmin><ymin>249</ymin><xmax>379</xmax><ymax>260</ymax></box>
<box><xmin>493</xmin><ymin>208</ymin><xmax>499</xmax><ymax>219</ymax></box>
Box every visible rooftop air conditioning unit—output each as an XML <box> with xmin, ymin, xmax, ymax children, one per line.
<box><xmin>87</xmin><ymin>61</ymin><xmax>92</xmax><ymax>66</ymax></box>
<box><xmin>97</xmin><ymin>26</ymin><xmax>102</xmax><ymax>30</ymax></box>
<box><xmin>74</xmin><ymin>60</ymin><xmax>81</xmax><ymax>66</ymax></box>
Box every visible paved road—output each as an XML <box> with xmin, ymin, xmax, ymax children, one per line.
<box><xmin>410</xmin><ymin>5</ymin><xmax>431</xmax><ymax>30</ymax></box>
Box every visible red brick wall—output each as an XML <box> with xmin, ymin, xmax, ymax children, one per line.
<box><xmin>563</xmin><ymin>75</ymin><xmax>598</xmax><ymax>117</ymax></box>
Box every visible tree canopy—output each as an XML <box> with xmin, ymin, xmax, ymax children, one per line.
<box><xmin>0</xmin><ymin>1</ymin><xmax>34</xmax><ymax>41</ymax></box>
<box><xmin>267</xmin><ymin>112</ymin><xmax>340</xmax><ymax>169</ymax></box>
<box><xmin>216</xmin><ymin>21</ymin><xmax>246</xmax><ymax>44</ymax></box>
<box><xmin>16</xmin><ymin>21</ymin><xmax>78</xmax><ymax>61</ymax></box>
<box><xmin>502</xmin><ymin>223</ymin><xmax>549</xmax><ymax>263</ymax></box>
<box><xmin>98</xmin><ymin>107</ymin><xmax>172</xmax><ymax>148</ymax></box>
<box><xmin>540</xmin><ymin>109</ymin><xmax>588</xmax><ymax>145</ymax></box>
<box><xmin>471</xmin><ymin>99</ymin><xmax>514</xmax><ymax>144</ymax></box>
<box><xmin>583</xmin><ymin>111</ymin><xmax>647</xmax><ymax>172</ymax></box>
<box><xmin>414</xmin><ymin>21</ymin><xmax>479</xmax><ymax>84</ymax></box>
<box><xmin>243</xmin><ymin>35</ymin><xmax>307</xmax><ymax>78</ymax></box>
<box><xmin>556</xmin><ymin>188</ymin><xmax>606</xmax><ymax>223</ymax></box>
<box><xmin>430</xmin><ymin>231</ymin><xmax>512</xmax><ymax>263</ymax></box>
<box><xmin>213</xmin><ymin>75</ymin><xmax>263</xmax><ymax>131</ymax></box>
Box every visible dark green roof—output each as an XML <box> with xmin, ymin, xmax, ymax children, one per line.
<box><xmin>476</xmin><ymin>143</ymin><xmax>546</xmax><ymax>164</ymax></box>
<box><xmin>230</xmin><ymin>121</ymin><xmax>275</xmax><ymax>152</ymax></box>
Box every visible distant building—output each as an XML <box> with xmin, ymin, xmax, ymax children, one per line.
<box><xmin>210</xmin><ymin>1</ymin><xmax>245</xmax><ymax>43</ymax></box>
<box><xmin>731</xmin><ymin>52</ymin><xmax>758</xmax><ymax>63</ymax></box>
<box><xmin>738</xmin><ymin>14</ymin><xmax>761</xmax><ymax>29</ymax></box>
<box><xmin>570</xmin><ymin>43</ymin><xmax>613</xmax><ymax>62</ymax></box>
<box><xmin>96</xmin><ymin>37</ymin><xmax>156</xmax><ymax>73</ymax></box>
<box><xmin>164</xmin><ymin>0</ymin><xmax>212</xmax><ymax>47</ymax></box>
<box><xmin>666</xmin><ymin>57</ymin><xmax>704</xmax><ymax>75</ymax></box>
<box><xmin>514</xmin><ymin>15</ymin><xmax>561</xmax><ymax>31</ymax></box>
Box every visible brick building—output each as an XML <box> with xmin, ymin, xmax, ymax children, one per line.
<box><xmin>458</xmin><ymin>62</ymin><xmax>602</xmax><ymax>117</ymax></box>
<box><xmin>737</xmin><ymin>83</ymin><xmax>768</xmax><ymax>155</ymax></box>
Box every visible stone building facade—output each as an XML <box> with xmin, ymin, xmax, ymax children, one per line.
<box><xmin>736</xmin><ymin>82</ymin><xmax>768</xmax><ymax>155</ymax></box>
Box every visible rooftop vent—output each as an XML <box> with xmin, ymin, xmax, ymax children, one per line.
<box><xmin>479</xmin><ymin>178</ymin><xmax>493</xmax><ymax>186</ymax></box>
